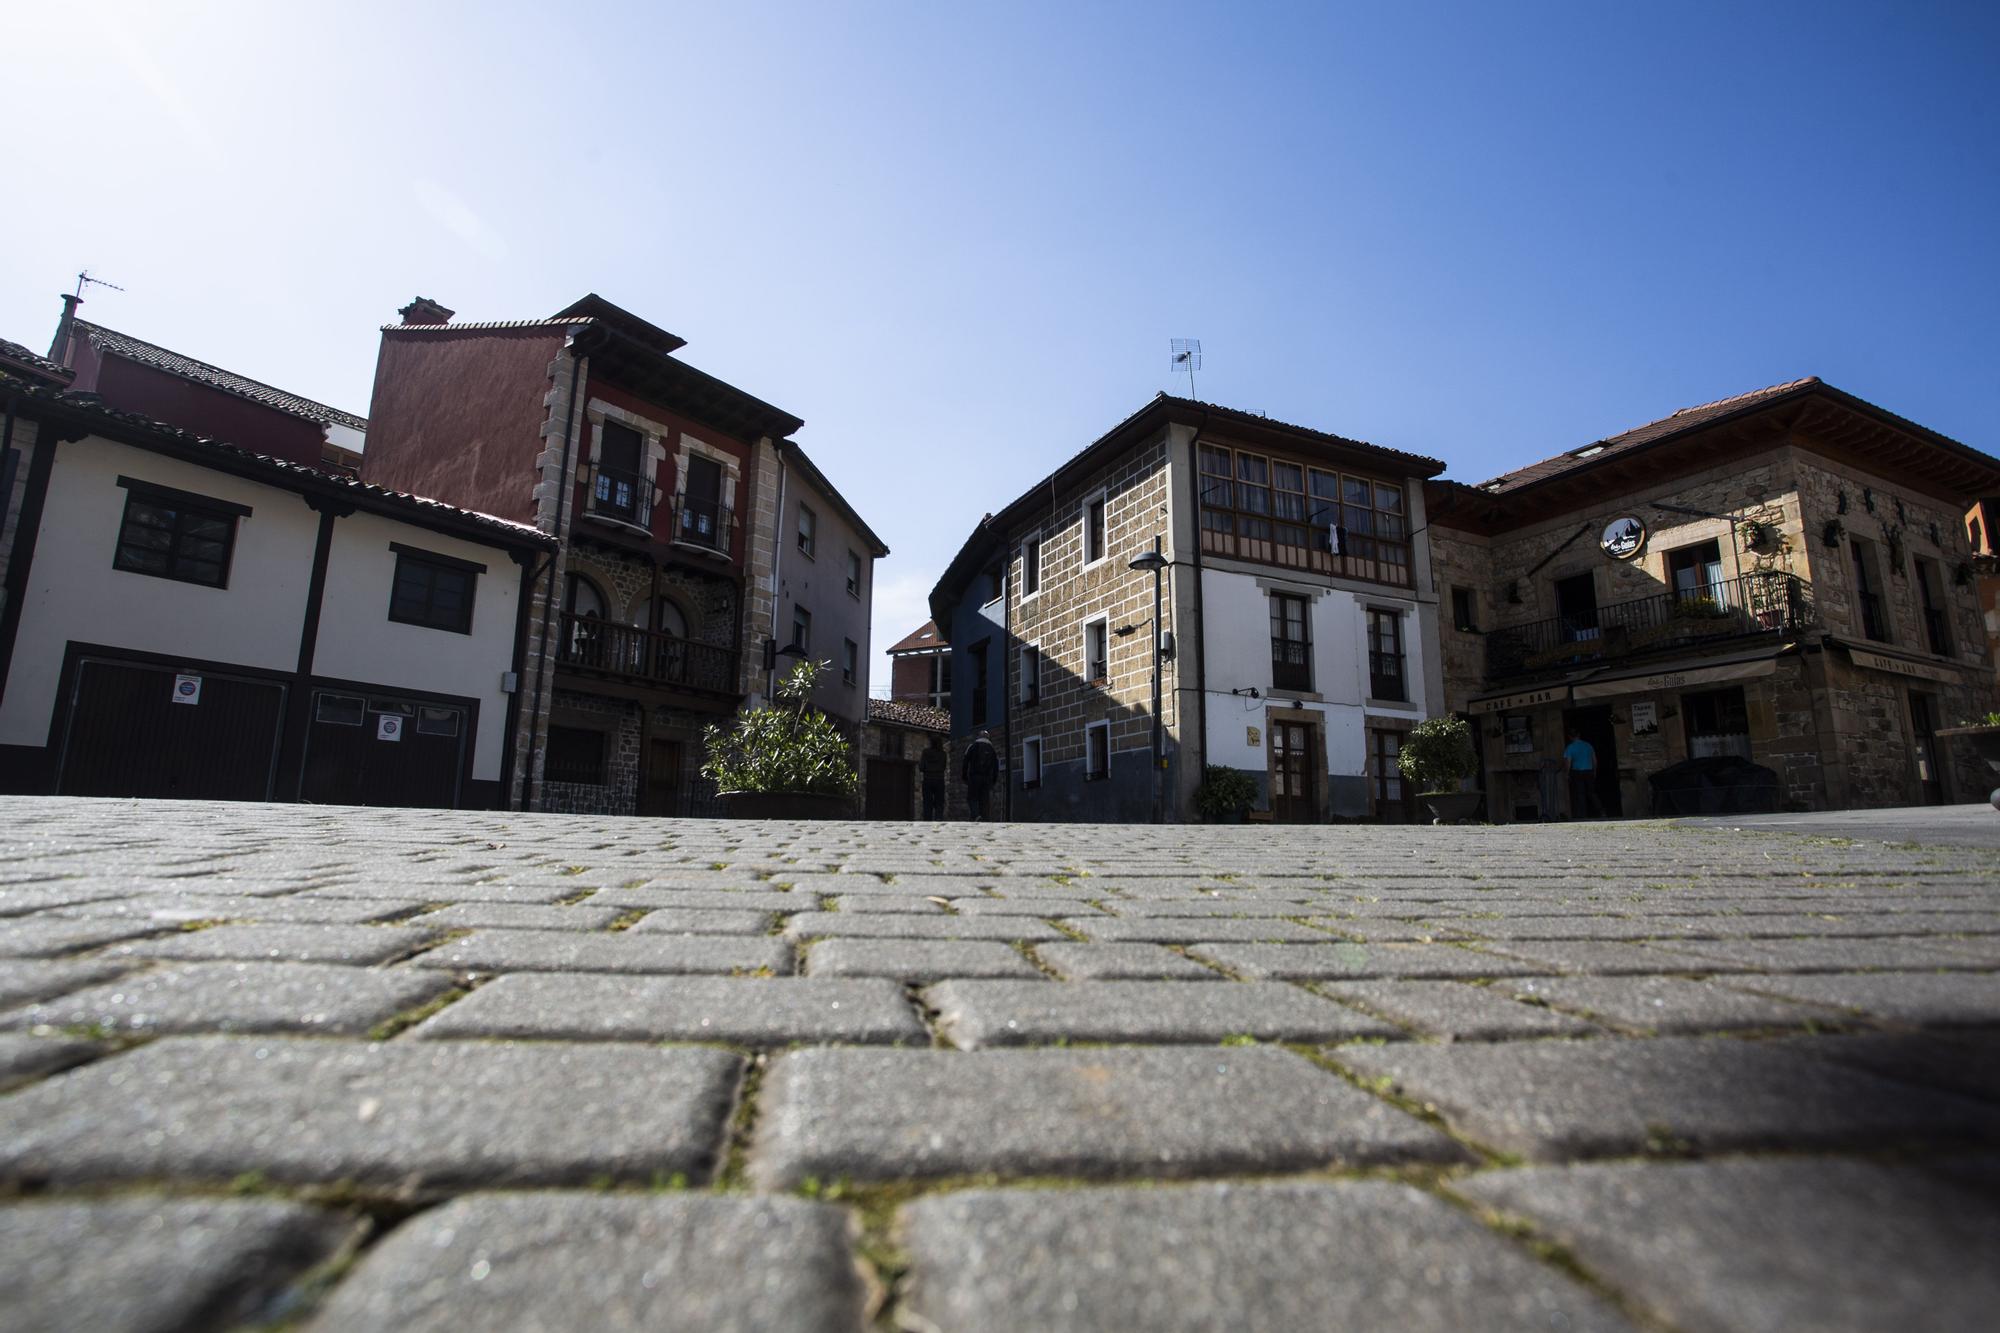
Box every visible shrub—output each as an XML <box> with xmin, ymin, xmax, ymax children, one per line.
<box><xmin>1193</xmin><ymin>766</ymin><xmax>1259</xmax><ymax>820</ymax></box>
<box><xmin>1397</xmin><ymin>715</ymin><xmax>1476</xmax><ymax>795</ymax></box>
<box><xmin>701</xmin><ymin>660</ymin><xmax>858</xmax><ymax>797</ymax></box>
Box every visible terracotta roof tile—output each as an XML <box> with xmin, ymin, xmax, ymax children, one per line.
<box><xmin>887</xmin><ymin>621</ymin><xmax>943</xmax><ymax>655</ymax></box>
<box><xmin>867</xmin><ymin>698</ymin><xmax>950</xmax><ymax>733</ymax></box>
<box><xmin>73</xmin><ymin>320</ymin><xmax>368</xmax><ymax>433</ymax></box>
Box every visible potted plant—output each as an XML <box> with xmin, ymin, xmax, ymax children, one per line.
<box><xmin>1937</xmin><ymin>712</ymin><xmax>2000</xmax><ymax>812</ymax></box>
<box><xmin>1397</xmin><ymin>714</ymin><xmax>1481</xmax><ymax>824</ymax></box>
<box><xmin>1193</xmin><ymin>765</ymin><xmax>1258</xmax><ymax>823</ymax></box>
<box><xmin>702</xmin><ymin>659</ymin><xmax>859</xmax><ymax>819</ymax></box>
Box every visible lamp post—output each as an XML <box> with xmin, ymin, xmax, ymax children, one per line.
<box><xmin>1128</xmin><ymin>539</ymin><xmax>1169</xmax><ymax>823</ymax></box>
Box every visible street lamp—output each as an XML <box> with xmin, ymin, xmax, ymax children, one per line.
<box><xmin>1128</xmin><ymin>539</ymin><xmax>1169</xmax><ymax>823</ymax></box>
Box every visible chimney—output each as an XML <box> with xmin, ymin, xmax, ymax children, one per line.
<box><xmin>49</xmin><ymin>293</ymin><xmax>82</xmax><ymax>365</ymax></box>
<box><xmin>398</xmin><ymin>296</ymin><xmax>455</xmax><ymax>325</ymax></box>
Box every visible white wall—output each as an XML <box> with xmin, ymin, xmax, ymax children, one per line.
<box><xmin>775</xmin><ymin>470</ymin><xmax>876</xmax><ymax>726</ymax></box>
<box><xmin>311</xmin><ymin>510</ymin><xmax>522</xmax><ymax>781</ymax></box>
<box><xmin>1</xmin><ymin>438</ymin><xmax>316</xmax><ymax>746</ymax></box>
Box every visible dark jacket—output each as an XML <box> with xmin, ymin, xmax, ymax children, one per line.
<box><xmin>919</xmin><ymin>744</ymin><xmax>948</xmax><ymax>780</ymax></box>
<box><xmin>961</xmin><ymin>738</ymin><xmax>998</xmax><ymax>787</ymax></box>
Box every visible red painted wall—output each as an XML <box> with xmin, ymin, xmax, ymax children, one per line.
<box><xmin>75</xmin><ymin>354</ymin><xmax>327</xmax><ymax>468</ymax></box>
<box><xmin>891</xmin><ymin>651</ymin><xmax>942</xmax><ymax>703</ymax></box>
<box><xmin>363</xmin><ymin>328</ymin><xmax>566</xmax><ymax>524</ymax></box>
<box><xmin>573</xmin><ymin>375</ymin><xmax>755</xmax><ymax>565</ymax></box>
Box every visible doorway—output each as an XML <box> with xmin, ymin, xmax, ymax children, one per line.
<box><xmin>639</xmin><ymin>738</ymin><xmax>684</xmax><ymax>817</ymax></box>
<box><xmin>1908</xmin><ymin>691</ymin><xmax>1945</xmax><ymax>806</ymax></box>
<box><xmin>1560</xmin><ymin>705</ymin><xmax>1623</xmax><ymax>817</ymax></box>
<box><xmin>1270</xmin><ymin>720</ymin><xmax>1318</xmax><ymax>823</ymax></box>
<box><xmin>1554</xmin><ymin>572</ymin><xmax>1600</xmax><ymax>643</ymax></box>
<box><xmin>864</xmin><ymin>759</ymin><xmax>916</xmax><ymax>820</ymax></box>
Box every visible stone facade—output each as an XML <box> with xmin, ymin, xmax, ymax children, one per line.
<box><xmin>542</xmin><ymin>689</ymin><xmax>642</xmax><ymax>816</ymax></box>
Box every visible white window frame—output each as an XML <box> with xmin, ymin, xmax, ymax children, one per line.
<box><xmin>1021</xmin><ymin>735</ymin><xmax>1043</xmax><ymax>789</ymax></box>
<box><xmin>845</xmin><ymin>549</ymin><xmax>863</xmax><ymax>599</ymax></box>
<box><xmin>1019</xmin><ymin>641</ymin><xmax>1041</xmax><ymax>706</ymax></box>
<box><xmin>1020</xmin><ymin>530</ymin><xmax>1043</xmax><ymax>601</ymax></box>
<box><xmin>1084</xmin><ymin>719</ymin><xmax>1110</xmax><ymax>781</ymax></box>
<box><xmin>797</xmin><ymin>502</ymin><xmax>817</xmax><ymax>559</ymax></box>
<box><xmin>1081</xmin><ymin>489</ymin><xmax>1110</xmax><ymax>569</ymax></box>
<box><xmin>1082</xmin><ymin>613</ymin><xmax>1110</xmax><ymax>686</ymax></box>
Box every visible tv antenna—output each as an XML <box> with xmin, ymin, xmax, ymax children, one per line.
<box><xmin>1169</xmin><ymin>338</ymin><xmax>1201</xmax><ymax>398</ymax></box>
<box><xmin>74</xmin><ymin>270</ymin><xmax>125</xmax><ymax>300</ymax></box>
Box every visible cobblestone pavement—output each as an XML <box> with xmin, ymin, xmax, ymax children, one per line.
<box><xmin>2</xmin><ymin>796</ymin><xmax>1998</xmax><ymax>1332</ymax></box>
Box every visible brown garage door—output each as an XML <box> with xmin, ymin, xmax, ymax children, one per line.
<box><xmin>58</xmin><ymin>657</ymin><xmax>285</xmax><ymax>802</ymax></box>
<box><xmin>299</xmin><ymin>691</ymin><xmax>467</xmax><ymax>809</ymax></box>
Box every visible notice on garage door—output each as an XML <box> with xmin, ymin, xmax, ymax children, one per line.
<box><xmin>172</xmin><ymin>674</ymin><xmax>202</xmax><ymax>706</ymax></box>
<box><xmin>376</xmin><ymin>714</ymin><xmax>403</xmax><ymax>742</ymax></box>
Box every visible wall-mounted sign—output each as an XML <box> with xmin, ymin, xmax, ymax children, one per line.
<box><xmin>1600</xmin><ymin>515</ymin><xmax>1646</xmax><ymax>560</ymax></box>
<box><xmin>1503</xmin><ymin>714</ymin><xmax>1534</xmax><ymax>754</ymax></box>
<box><xmin>1847</xmin><ymin>648</ymin><xmax>1959</xmax><ymax>685</ymax></box>
<box><xmin>1470</xmin><ymin>686</ymin><xmax>1570</xmax><ymax>716</ymax></box>
<box><xmin>1630</xmin><ymin>700</ymin><xmax>1659</xmax><ymax>736</ymax></box>
<box><xmin>1246</xmin><ymin>726</ymin><xmax>1261</xmax><ymax>748</ymax></box>
<box><xmin>376</xmin><ymin>714</ymin><xmax>404</xmax><ymax>742</ymax></box>
<box><xmin>171</xmin><ymin>674</ymin><xmax>202</xmax><ymax>706</ymax></box>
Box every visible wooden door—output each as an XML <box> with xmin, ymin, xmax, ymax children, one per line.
<box><xmin>1270</xmin><ymin>721</ymin><xmax>1317</xmax><ymax>823</ymax></box>
<box><xmin>59</xmin><ymin>657</ymin><xmax>284</xmax><ymax>802</ymax></box>
<box><xmin>864</xmin><ymin>759</ymin><xmax>916</xmax><ymax>820</ymax></box>
<box><xmin>640</xmin><ymin>739</ymin><xmax>683</xmax><ymax>817</ymax></box>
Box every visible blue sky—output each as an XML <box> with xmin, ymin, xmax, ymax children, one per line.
<box><xmin>5</xmin><ymin>2</ymin><xmax>1996</xmax><ymax>685</ymax></box>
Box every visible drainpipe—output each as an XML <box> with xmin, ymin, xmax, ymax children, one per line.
<box><xmin>522</xmin><ymin>330</ymin><xmax>596</xmax><ymax>810</ymax></box>
<box><xmin>1188</xmin><ymin>411</ymin><xmax>1211</xmax><ymax>798</ymax></box>
<box><xmin>499</xmin><ymin>549</ymin><xmax>550</xmax><ymax>808</ymax></box>
<box><xmin>766</xmin><ymin>444</ymin><xmax>788</xmax><ymax>698</ymax></box>
<box><xmin>1002</xmin><ymin>539</ymin><xmax>1013</xmax><ymax>822</ymax></box>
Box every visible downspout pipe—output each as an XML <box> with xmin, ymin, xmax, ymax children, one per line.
<box><xmin>767</xmin><ymin>446</ymin><xmax>788</xmax><ymax>697</ymax></box>
<box><xmin>499</xmin><ymin>549</ymin><xmax>551</xmax><ymax>808</ymax></box>
<box><xmin>522</xmin><ymin>328</ymin><xmax>598</xmax><ymax>810</ymax></box>
<box><xmin>1189</xmin><ymin>411</ymin><xmax>1211</xmax><ymax>806</ymax></box>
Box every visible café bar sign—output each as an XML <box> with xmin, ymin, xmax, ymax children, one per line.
<box><xmin>1848</xmin><ymin>648</ymin><xmax>1959</xmax><ymax>685</ymax></box>
<box><xmin>1469</xmin><ymin>686</ymin><xmax>1570</xmax><ymax>716</ymax></box>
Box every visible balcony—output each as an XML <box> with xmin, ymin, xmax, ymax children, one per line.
<box><xmin>557</xmin><ymin>612</ymin><xmax>739</xmax><ymax>694</ymax></box>
<box><xmin>585</xmin><ymin>465</ymin><xmax>652</xmax><ymax>529</ymax></box>
<box><xmin>1485</xmin><ymin>572</ymin><xmax>1816</xmax><ymax>681</ymax></box>
<box><xmin>673</xmin><ymin>496</ymin><xmax>732</xmax><ymax>554</ymax></box>
<box><xmin>1271</xmin><ymin>638</ymin><xmax>1312</xmax><ymax>692</ymax></box>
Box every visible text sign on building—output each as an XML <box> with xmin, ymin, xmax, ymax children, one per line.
<box><xmin>1848</xmin><ymin>648</ymin><xmax>1959</xmax><ymax>685</ymax></box>
<box><xmin>376</xmin><ymin>714</ymin><xmax>404</xmax><ymax>742</ymax></box>
<box><xmin>1469</xmin><ymin>687</ymin><xmax>1568</xmax><ymax>716</ymax></box>
<box><xmin>171</xmin><ymin>674</ymin><xmax>202</xmax><ymax>706</ymax></box>
<box><xmin>1600</xmin><ymin>515</ymin><xmax>1646</xmax><ymax>560</ymax></box>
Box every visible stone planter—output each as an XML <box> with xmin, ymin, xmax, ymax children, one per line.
<box><xmin>1420</xmin><ymin>791</ymin><xmax>1482</xmax><ymax>825</ymax></box>
<box><xmin>716</xmin><ymin>791</ymin><xmax>854</xmax><ymax>821</ymax></box>
<box><xmin>1935</xmin><ymin>725</ymin><xmax>2000</xmax><ymax>811</ymax></box>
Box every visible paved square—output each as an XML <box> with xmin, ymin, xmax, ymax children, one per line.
<box><xmin>0</xmin><ymin>795</ymin><xmax>1995</xmax><ymax>1328</ymax></box>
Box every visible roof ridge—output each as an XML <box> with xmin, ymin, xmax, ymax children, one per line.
<box><xmin>74</xmin><ymin>320</ymin><xmax>368</xmax><ymax>431</ymax></box>
<box><xmin>1665</xmin><ymin>376</ymin><xmax>1820</xmax><ymax>422</ymax></box>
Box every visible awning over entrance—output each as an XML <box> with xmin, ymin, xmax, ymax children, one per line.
<box><xmin>1570</xmin><ymin>651</ymin><xmax>1780</xmax><ymax>701</ymax></box>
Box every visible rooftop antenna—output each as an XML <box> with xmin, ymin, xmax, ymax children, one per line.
<box><xmin>1169</xmin><ymin>338</ymin><xmax>1201</xmax><ymax>399</ymax></box>
<box><xmin>74</xmin><ymin>270</ymin><xmax>125</xmax><ymax>300</ymax></box>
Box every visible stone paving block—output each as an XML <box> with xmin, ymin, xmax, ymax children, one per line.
<box><xmin>900</xmin><ymin>1179</ymin><xmax>1630</xmax><ymax>1333</ymax></box>
<box><xmin>623</xmin><ymin>907</ymin><xmax>776</xmax><ymax>935</ymax></box>
<box><xmin>413</xmin><ymin>973</ymin><xmax>926</xmax><ymax>1045</ymax></box>
<box><xmin>0</xmin><ymin>961</ymin><xmax>450</xmax><ymax>1036</ymax></box>
<box><xmin>1505</xmin><ymin>975</ymin><xmax>1843</xmax><ymax>1035</ymax></box>
<box><xmin>591</xmin><ymin>888</ymin><xmax>809</xmax><ymax>912</ymax></box>
<box><xmin>408</xmin><ymin>929</ymin><xmax>791</xmax><ymax>977</ymax></box>
<box><xmin>1112</xmin><ymin>900</ymin><xmax>1336</xmax><ymax>918</ymax></box>
<box><xmin>0</xmin><ymin>916</ymin><xmax>163</xmax><ymax>957</ymax></box>
<box><xmin>1469</xmin><ymin>939</ymin><xmax>1753</xmax><ymax>975</ymax></box>
<box><xmin>0</xmin><ymin>1037</ymin><xmax>742</xmax><ymax>1189</ymax></box>
<box><xmin>1461</xmin><ymin>1158</ymin><xmax>2000</xmax><ymax>1333</ymax></box>
<box><xmin>927</xmin><ymin>979</ymin><xmax>1398</xmax><ymax>1048</ymax></box>
<box><xmin>1336</xmin><ymin>1036</ymin><xmax>1996</xmax><ymax>1161</ymax></box>
<box><xmin>0</xmin><ymin>957</ymin><xmax>129</xmax><ymax>1009</ymax></box>
<box><xmin>1034</xmin><ymin>942</ymin><xmax>1224</xmax><ymax>980</ymax></box>
<box><xmin>751</xmin><ymin>1046</ymin><xmax>1461</xmax><ymax>1187</ymax></box>
<box><xmin>949</xmin><ymin>896</ymin><xmax>1101</xmax><ymax>916</ymax></box>
<box><xmin>0</xmin><ymin>883</ymin><xmax>139</xmax><ymax>916</ymax></box>
<box><xmin>1323</xmin><ymin>980</ymin><xmax>1602</xmax><ymax>1040</ymax></box>
<box><xmin>1776</xmin><ymin>1030</ymin><xmax>2000</xmax><ymax>1105</ymax></box>
<box><xmin>302</xmin><ymin>881</ymin><xmax>578</xmax><ymax>905</ymax></box>
<box><xmin>53</xmin><ymin>894</ymin><xmax>415</xmax><ymax>925</ymax></box>
<box><xmin>784</xmin><ymin>912</ymin><xmax>1065</xmax><ymax>941</ymax></box>
<box><xmin>826</xmin><ymin>894</ymin><xmax>945</xmax><ymax>914</ymax></box>
<box><xmin>0</xmin><ymin>1197</ymin><xmax>352</xmax><ymax>1333</ymax></box>
<box><xmin>805</xmin><ymin>938</ymin><xmax>1043</xmax><ymax>982</ymax></box>
<box><xmin>103</xmin><ymin>923</ymin><xmax>438</xmax><ymax>966</ymax></box>
<box><xmin>1061</xmin><ymin>917</ymin><xmax>1332</xmax><ymax>943</ymax></box>
<box><xmin>1189</xmin><ymin>941</ymin><xmax>1547</xmax><ymax>980</ymax></box>
<box><xmin>1650</xmin><ymin>936</ymin><xmax>1998</xmax><ymax>973</ymax></box>
<box><xmin>312</xmin><ymin>1193</ymin><xmax>864</xmax><ymax>1333</ymax></box>
<box><xmin>1304</xmin><ymin>917</ymin><xmax>1476</xmax><ymax>942</ymax></box>
<box><xmin>1723</xmin><ymin>971</ymin><xmax>2000</xmax><ymax>1026</ymax></box>
<box><xmin>406</xmin><ymin>902</ymin><xmax>628</xmax><ymax>931</ymax></box>
<box><xmin>0</xmin><ymin>1033</ymin><xmax>96</xmax><ymax>1089</ymax></box>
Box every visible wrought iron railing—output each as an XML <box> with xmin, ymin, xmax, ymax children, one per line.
<box><xmin>587</xmin><ymin>465</ymin><xmax>651</xmax><ymax>527</ymax></box>
<box><xmin>557</xmin><ymin>612</ymin><xmax>739</xmax><ymax>693</ymax></box>
<box><xmin>1369</xmin><ymin>652</ymin><xmax>1407</xmax><ymax>701</ymax></box>
<box><xmin>1271</xmin><ymin>638</ymin><xmax>1312</xmax><ymax>692</ymax></box>
<box><xmin>1485</xmin><ymin>572</ymin><xmax>1816</xmax><ymax>680</ymax></box>
<box><xmin>674</xmin><ymin>496</ymin><xmax>731</xmax><ymax>551</ymax></box>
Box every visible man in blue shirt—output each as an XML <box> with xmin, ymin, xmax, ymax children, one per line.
<box><xmin>1563</xmin><ymin>729</ymin><xmax>1602</xmax><ymax>819</ymax></box>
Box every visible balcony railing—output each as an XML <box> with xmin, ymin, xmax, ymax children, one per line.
<box><xmin>1485</xmin><ymin>572</ymin><xmax>1816</xmax><ymax>680</ymax></box>
<box><xmin>1271</xmin><ymin>638</ymin><xmax>1312</xmax><ymax>692</ymax></box>
<box><xmin>1369</xmin><ymin>652</ymin><xmax>1406</xmax><ymax>701</ymax></box>
<box><xmin>587</xmin><ymin>465</ymin><xmax>652</xmax><ymax>528</ymax></box>
<box><xmin>674</xmin><ymin>496</ymin><xmax>731</xmax><ymax>552</ymax></box>
<box><xmin>557</xmin><ymin>612</ymin><xmax>739</xmax><ymax>694</ymax></box>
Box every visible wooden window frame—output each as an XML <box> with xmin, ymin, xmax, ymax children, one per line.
<box><xmin>1270</xmin><ymin>592</ymin><xmax>1312</xmax><ymax>693</ymax></box>
<box><xmin>1367</xmin><ymin>607</ymin><xmax>1406</xmax><ymax>702</ymax></box>
<box><xmin>1196</xmin><ymin>443</ymin><xmax>1412</xmax><ymax>587</ymax></box>
<box><xmin>388</xmin><ymin>543</ymin><xmax>482</xmax><ymax>635</ymax></box>
<box><xmin>112</xmin><ymin>477</ymin><xmax>249</xmax><ymax>589</ymax></box>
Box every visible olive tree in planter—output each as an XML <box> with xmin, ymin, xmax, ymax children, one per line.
<box><xmin>1397</xmin><ymin>714</ymin><xmax>1481</xmax><ymax>824</ymax></box>
<box><xmin>702</xmin><ymin>659</ymin><xmax>858</xmax><ymax>819</ymax></box>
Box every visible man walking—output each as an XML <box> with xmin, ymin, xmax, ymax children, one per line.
<box><xmin>962</xmin><ymin>730</ymin><xmax>999</xmax><ymax>821</ymax></box>
<box><xmin>1563</xmin><ymin>728</ymin><xmax>1602</xmax><ymax>819</ymax></box>
<box><xmin>918</xmin><ymin>734</ymin><xmax>948</xmax><ymax>820</ymax></box>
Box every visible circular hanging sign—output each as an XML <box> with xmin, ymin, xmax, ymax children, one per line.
<box><xmin>1600</xmin><ymin>515</ymin><xmax>1646</xmax><ymax>560</ymax></box>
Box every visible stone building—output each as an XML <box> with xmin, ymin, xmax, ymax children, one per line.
<box><xmin>930</xmin><ymin>395</ymin><xmax>1446</xmax><ymax>823</ymax></box>
<box><xmin>1431</xmin><ymin>377</ymin><xmax>2000</xmax><ymax>818</ymax></box>
<box><xmin>360</xmin><ymin>294</ymin><xmax>879</xmax><ymax>817</ymax></box>
<box><xmin>858</xmin><ymin>696</ymin><xmax>953</xmax><ymax>819</ymax></box>
<box><xmin>886</xmin><ymin>620</ymin><xmax>952</xmax><ymax>708</ymax></box>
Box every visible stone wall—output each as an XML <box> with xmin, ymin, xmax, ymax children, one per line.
<box><xmin>542</xmin><ymin>688</ymin><xmax>641</xmax><ymax>816</ymax></box>
<box><xmin>1429</xmin><ymin>526</ymin><xmax>1491</xmax><ymax>711</ymax></box>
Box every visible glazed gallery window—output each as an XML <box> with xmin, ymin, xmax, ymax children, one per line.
<box><xmin>112</xmin><ymin>478</ymin><xmax>248</xmax><ymax>589</ymax></box>
<box><xmin>388</xmin><ymin>545</ymin><xmax>480</xmax><ymax>635</ymax></box>
<box><xmin>1197</xmin><ymin>443</ymin><xmax>1410</xmax><ymax>585</ymax></box>
<box><xmin>1270</xmin><ymin>593</ymin><xmax>1312</xmax><ymax>692</ymax></box>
